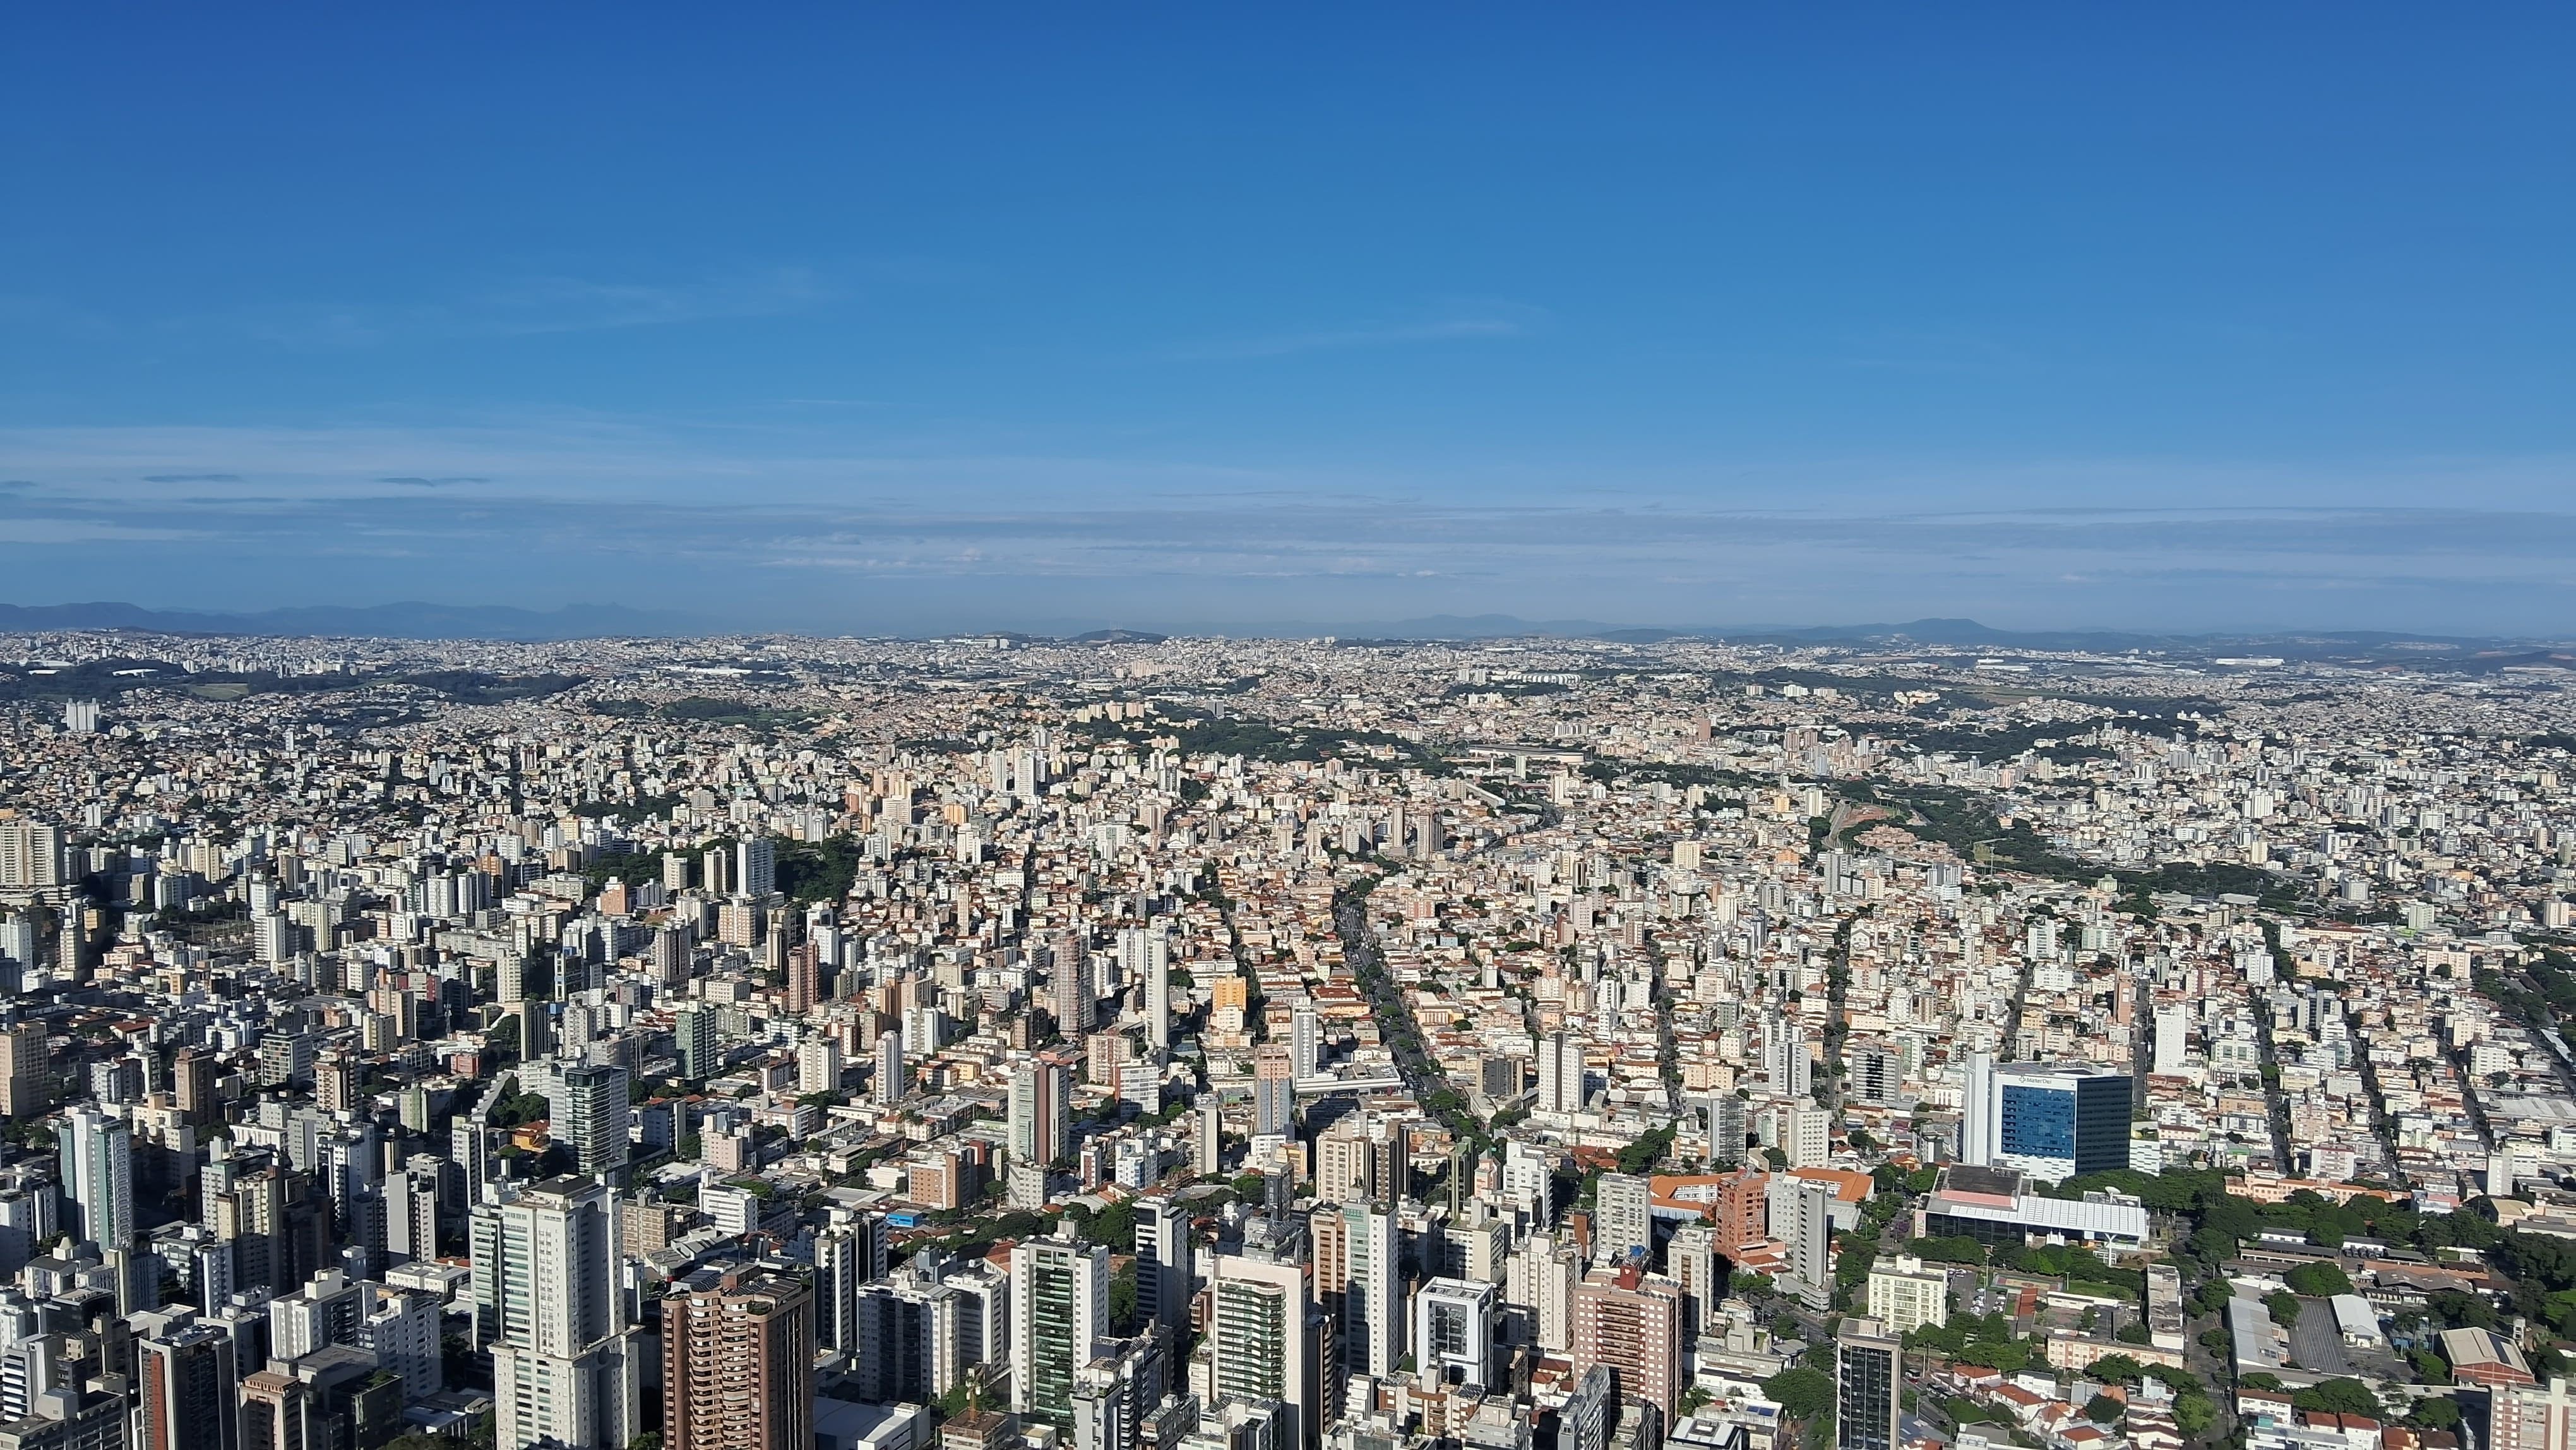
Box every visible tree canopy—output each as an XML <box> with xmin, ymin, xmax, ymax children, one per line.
<box><xmin>2284</xmin><ymin>1261</ymin><xmax>2355</xmax><ymax>1298</ymax></box>
<box><xmin>1763</xmin><ymin>1368</ymin><xmax>1837</xmax><ymax>1421</ymax></box>
<box><xmin>2291</xmin><ymin>1380</ymin><xmax>2385</xmax><ymax>1420</ymax></box>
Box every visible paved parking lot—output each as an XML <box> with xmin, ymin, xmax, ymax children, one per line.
<box><xmin>2287</xmin><ymin>1303</ymin><xmax>2357</xmax><ymax>1378</ymax></box>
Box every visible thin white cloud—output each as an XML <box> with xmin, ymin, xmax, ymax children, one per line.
<box><xmin>470</xmin><ymin>267</ymin><xmax>838</xmax><ymax>335</ymax></box>
<box><xmin>1172</xmin><ymin>303</ymin><xmax>1547</xmax><ymax>361</ymax></box>
<box><xmin>207</xmin><ymin>265</ymin><xmax>845</xmax><ymax>349</ymax></box>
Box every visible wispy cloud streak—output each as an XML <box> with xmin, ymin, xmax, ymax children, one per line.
<box><xmin>1172</xmin><ymin>303</ymin><xmax>1545</xmax><ymax>360</ymax></box>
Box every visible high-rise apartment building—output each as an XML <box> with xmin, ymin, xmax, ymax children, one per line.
<box><xmin>797</xmin><ymin>1036</ymin><xmax>842</xmax><ymax>1095</ymax></box>
<box><xmin>1253</xmin><ymin>1047</ymin><xmax>1296</xmax><ymax>1137</ymax></box>
<box><xmin>1835</xmin><ymin>1319</ymin><xmax>1902</xmax><ymax>1450</ymax></box>
<box><xmin>1710</xmin><ymin>1164</ymin><xmax>1772</xmax><ymax>1251</ymax></box>
<box><xmin>650</xmin><ymin>926</ymin><xmax>693</xmax><ymax>986</ymax></box>
<box><xmin>814</xmin><ymin>1211</ymin><xmax>890</xmax><ymax>1355</ymax></box>
<box><xmin>677</xmin><ymin>1003</ymin><xmax>719</xmax><ymax>1081</ymax></box>
<box><xmin>1010</xmin><ymin>1231</ymin><xmax>1108</xmax><ymax>1432</ymax></box>
<box><xmin>1962</xmin><ymin>1052</ymin><xmax>1993</xmax><ymax>1166</ymax></box>
<box><xmin>1119</xmin><ymin>926</ymin><xmax>1171</xmax><ymax>1050</ymax></box>
<box><xmin>1009</xmin><ymin>1062</ymin><xmax>1070</xmax><ymax>1168</ymax></box>
<box><xmin>874</xmin><ymin>1033</ymin><xmax>906</xmax><ymax>1105</ymax></box>
<box><xmin>736</xmin><ymin>837</ymin><xmax>777</xmax><ymax>899</ymax></box>
<box><xmin>849</xmin><ymin>1276</ymin><xmax>944</xmax><ymax>1406</ymax></box>
<box><xmin>1312</xmin><ymin>1201</ymin><xmax>1402</xmax><ymax>1380</ymax></box>
<box><xmin>551</xmin><ymin>1064</ymin><xmax>629</xmax><ymax>1176</ymax></box>
<box><xmin>57</xmin><ymin>1105</ymin><xmax>133</xmax><ymax>1249</ymax></box>
<box><xmin>1592</xmin><ymin>1173</ymin><xmax>1652</xmax><ymax>1269</ymax></box>
<box><xmin>1570</xmin><ymin>1264</ymin><xmax>1683</xmax><ymax>1420</ymax></box>
<box><xmin>1508</xmin><ymin>1231</ymin><xmax>1580</xmax><ymax>1353</ymax></box>
<box><xmin>1558</xmin><ymin>1366</ymin><xmax>1615</xmax><ymax>1450</ymax></box>
<box><xmin>0</xmin><ymin>1022</ymin><xmax>53</xmax><ymax>1119</ymax></box>
<box><xmin>2151</xmin><ymin>1005</ymin><xmax>2191</xmax><ymax>1076</ymax></box>
<box><xmin>1290</xmin><ymin>1005</ymin><xmax>1320</xmax><ymax>1081</ymax></box>
<box><xmin>1314</xmin><ymin>1122</ymin><xmax>1379</xmax><ymax>1207</ymax></box>
<box><xmin>1050</xmin><ymin>933</ymin><xmax>1090</xmax><ymax>1035</ymax></box>
<box><xmin>785</xmin><ymin>943</ymin><xmax>820</xmax><ymax>1016</ymax></box>
<box><xmin>662</xmin><ymin>1266</ymin><xmax>815</xmax><ymax>1450</ymax></box>
<box><xmin>1666</xmin><ymin>1223</ymin><xmax>1720</xmax><ymax>1342</ymax></box>
<box><xmin>1210</xmin><ymin>1249</ymin><xmax>1317</xmax><ymax>1449</ymax></box>
<box><xmin>172</xmin><ymin>1047</ymin><xmax>217</xmax><ymax>1127</ymax></box>
<box><xmin>477</xmin><ymin>1177</ymin><xmax>640</xmax><ymax>1450</ymax></box>
<box><xmin>1412</xmin><ymin>1277</ymin><xmax>1498</xmax><ymax>1393</ymax></box>
<box><xmin>137</xmin><ymin>1320</ymin><xmax>240</xmax><ymax>1450</ymax></box>
<box><xmin>1765</xmin><ymin>1020</ymin><xmax>1813</xmax><ymax>1099</ymax></box>
<box><xmin>1136</xmin><ymin>1195</ymin><xmax>1195</xmax><ymax>1336</ymax></box>
<box><xmin>0</xmin><ymin>822</ymin><xmax>63</xmax><ymax>892</ymax></box>
<box><xmin>1535</xmin><ymin>1031</ymin><xmax>1587</xmax><ymax>1117</ymax></box>
<box><xmin>1789</xmin><ymin>1176</ymin><xmax>1837</xmax><ymax>1312</ymax></box>
<box><xmin>385</xmin><ymin>1154</ymin><xmax>440</xmax><ymax>1263</ymax></box>
<box><xmin>1784</xmin><ymin>1102</ymin><xmax>1834</xmax><ymax>1170</ymax></box>
<box><xmin>0</xmin><ymin>915</ymin><xmax>37</xmax><ymax>993</ymax></box>
<box><xmin>1848</xmin><ymin>1045</ymin><xmax>1903</xmax><ymax>1106</ymax></box>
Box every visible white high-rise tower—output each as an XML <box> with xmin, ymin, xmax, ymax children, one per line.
<box><xmin>476</xmin><ymin>1176</ymin><xmax>640</xmax><ymax>1450</ymax></box>
<box><xmin>1121</xmin><ymin>925</ymin><xmax>1171</xmax><ymax>1050</ymax></box>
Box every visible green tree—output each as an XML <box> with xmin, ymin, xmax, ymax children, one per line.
<box><xmin>1082</xmin><ymin>1200</ymin><xmax>1138</xmax><ymax>1252</ymax></box>
<box><xmin>2291</xmin><ymin>1380</ymin><xmax>2383</xmax><ymax>1420</ymax></box>
<box><xmin>2082</xmin><ymin>1394</ymin><xmax>2124</xmax><ymax>1425</ymax></box>
<box><xmin>2284</xmin><ymin>1261</ymin><xmax>2354</xmax><ymax>1298</ymax></box>
<box><xmin>1943</xmin><ymin>1397</ymin><xmax>1994</xmax><ymax>1427</ymax></box>
<box><xmin>1763</xmin><ymin>1368</ymin><xmax>1837</xmax><ymax>1421</ymax></box>
<box><xmin>2407</xmin><ymin>1396</ymin><xmax>2462</xmax><ymax>1431</ymax></box>
<box><xmin>1107</xmin><ymin>1263</ymin><xmax>1138</xmax><ymax>1336</ymax></box>
<box><xmin>2143</xmin><ymin>1365</ymin><xmax>2203</xmax><ymax>1397</ymax></box>
<box><xmin>1618</xmin><ymin>1125</ymin><xmax>1677</xmax><ymax>1175</ymax></box>
<box><xmin>1952</xmin><ymin>1338</ymin><xmax>2032</xmax><ymax>1374</ymax></box>
<box><xmin>2193</xmin><ymin>1195</ymin><xmax>2262</xmax><ymax>1260</ymax></box>
<box><xmin>1837</xmin><ymin>1240</ymin><xmax>1880</xmax><ymax>1290</ymax></box>
<box><xmin>2172</xmin><ymin>1396</ymin><xmax>2216</xmax><ymax>1437</ymax></box>
<box><xmin>2265</xmin><ymin>1290</ymin><xmax>2302</xmax><ymax>1327</ymax></box>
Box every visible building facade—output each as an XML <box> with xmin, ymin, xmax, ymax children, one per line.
<box><xmin>662</xmin><ymin>1266</ymin><xmax>816</xmax><ymax>1450</ymax></box>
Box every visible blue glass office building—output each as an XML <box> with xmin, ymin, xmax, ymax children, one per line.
<box><xmin>1988</xmin><ymin>1064</ymin><xmax>2130</xmax><ymax>1180</ymax></box>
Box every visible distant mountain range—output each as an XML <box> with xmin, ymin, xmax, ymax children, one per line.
<box><xmin>1307</xmin><ymin>613</ymin><xmax>2574</xmax><ymax>657</ymax></box>
<box><xmin>0</xmin><ymin>601</ymin><xmax>703</xmax><ymax>642</ymax></box>
<box><xmin>2</xmin><ymin>601</ymin><xmax>2568</xmax><ymax>664</ymax></box>
<box><xmin>1247</xmin><ymin>611</ymin><xmax>2077</xmax><ymax>643</ymax></box>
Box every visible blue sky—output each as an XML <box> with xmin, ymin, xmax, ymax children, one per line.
<box><xmin>4</xmin><ymin>5</ymin><xmax>2572</xmax><ymax>635</ymax></box>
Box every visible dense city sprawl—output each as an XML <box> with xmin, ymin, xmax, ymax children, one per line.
<box><xmin>4</xmin><ymin>628</ymin><xmax>2576</xmax><ymax>1450</ymax></box>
